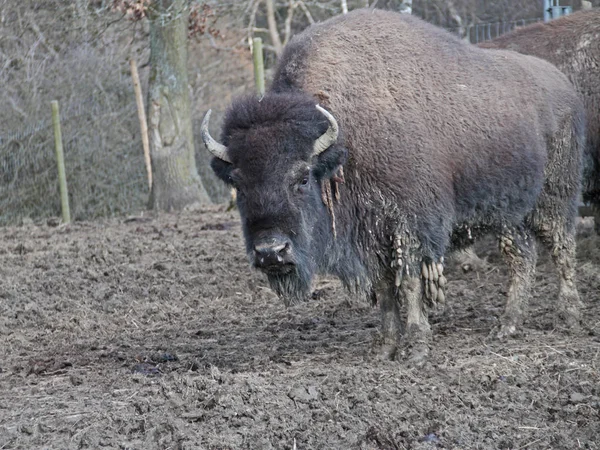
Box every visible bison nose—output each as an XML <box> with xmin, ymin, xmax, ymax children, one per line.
<box><xmin>253</xmin><ymin>238</ymin><xmax>293</xmax><ymax>271</ymax></box>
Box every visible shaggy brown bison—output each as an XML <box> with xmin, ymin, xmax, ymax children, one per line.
<box><xmin>201</xmin><ymin>9</ymin><xmax>585</xmax><ymax>362</ymax></box>
<box><xmin>480</xmin><ymin>9</ymin><xmax>600</xmax><ymax>232</ymax></box>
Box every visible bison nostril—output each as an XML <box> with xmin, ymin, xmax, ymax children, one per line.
<box><xmin>278</xmin><ymin>242</ymin><xmax>291</xmax><ymax>255</ymax></box>
<box><xmin>270</xmin><ymin>242</ymin><xmax>288</xmax><ymax>254</ymax></box>
<box><xmin>253</xmin><ymin>239</ymin><xmax>293</xmax><ymax>270</ymax></box>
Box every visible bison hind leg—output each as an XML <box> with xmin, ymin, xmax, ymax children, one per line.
<box><xmin>495</xmin><ymin>226</ymin><xmax>538</xmax><ymax>339</ymax></box>
<box><xmin>533</xmin><ymin>218</ymin><xmax>583</xmax><ymax>329</ymax></box>
<box><xmin>528</xmin><ymin>113</ymin><xmax>584</xmax><ymax>328</ymax></box>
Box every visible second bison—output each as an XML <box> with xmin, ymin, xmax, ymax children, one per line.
<box><xmin>480</xmin><ymin>9</ymin><xmax>600</xmax><ymax>232</ymax></box>
<box><xmin>202</xmin><ymin>9</ymin><xmax>585</xmax><ymax>361</ymax></box>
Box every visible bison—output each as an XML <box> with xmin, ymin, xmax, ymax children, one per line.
<box><xmin>201</xmin><ymin>9</ymin><xmax>585</xmax><ymax>362</ymax></box>
<box><xmin>480</xmin><ymin>9</ymin><xmax>600</xmax><ymax>233</ymax></box>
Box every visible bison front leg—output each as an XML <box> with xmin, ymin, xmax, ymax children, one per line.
<box><xmin>374</xmin><ymin>274</ymin><xmax>431</xmax><ymax>363</ymax></box>
<box><xmin>391</xmin><ymin>230</ymin><xmax>433</xmax><ymax>363</ymax></box>
<box><xmin>400</xmin><ymin>274</ymin><xmax>431</xmax><ymax>364</ymax></box>
<box><xmin>495</xmin><ymin>227</ymin><xmax>537</xmax><ymax>339</ymax></box>
<box><xmin>376</xmin><ymin>282</ymin><xmax>403</xmax><ymax>361</ymax></box>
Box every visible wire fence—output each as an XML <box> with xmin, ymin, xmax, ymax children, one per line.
<box><xmin>0</xmin><ymin>14</ymin><xmax>549</xmax><ymax>226</ymax></box>
<box><xmin>0</xmin><ymin>95</ymin><xmax>149</xmax><ymax>226</ymax></box>
<box><xmin>458</xmin><ymin>18</ymin><xmax>544</xmax><ymax>44</ymax></box>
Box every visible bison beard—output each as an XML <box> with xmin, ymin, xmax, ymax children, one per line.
<box><xmin>265</xmin><ymin>217</ymin><xmax>316</xmax><ymax>306</ymax></box>
<box><xmin>201</xmin><ymin>9</ymin><xmax>586</xmax><ymax>363</ymax></box>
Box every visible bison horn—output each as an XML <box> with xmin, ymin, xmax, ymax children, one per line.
<box><xmin>200</xmin><ymin>109</ymin><xmax>232</xmax><ymax>164</ymax></box>
<box><xmin>312</xmin><ymin>105</ymin><xmax>339</xmax><ymax>156</ymax></box>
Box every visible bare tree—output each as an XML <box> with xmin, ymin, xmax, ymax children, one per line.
<box><xmin>146</xmin><ymin>0</ymin><xmax>211</xmax><ymax>211</ymax></box>
<box><xmin>265</xmin><ymin>0</ymin><xmax>284</xmax><ymax>55</ymax></box>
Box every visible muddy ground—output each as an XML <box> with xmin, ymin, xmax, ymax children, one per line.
<box><xmin>0</xmin><ymin>207</ymin><xmax>598</xmax><ymax>449</ymax></box>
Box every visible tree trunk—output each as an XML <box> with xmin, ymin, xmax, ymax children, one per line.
<box><xmin>400</xmin><ymin>0</ymin><xmax>412</xmax><ymax>14</ymax></box>
<box><xmin>446</xmin><ymin>0</ymin><xmax>467</xmax><ymax>40</ymax></box>
<box><xmin>147</xmin><ymin>0</ymin><xmax>211</xmax><ymax>212</ymax></box>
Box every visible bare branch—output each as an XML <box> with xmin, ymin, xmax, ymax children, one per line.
<box><xmin>265</xmin><ymin>0</ymin><xmax>283</xmax><ymax>55</ymax></box>
<box><xmin>247</xmin><ymin>0</ymin><xmax>261</xmax><ymax>49</ymax></box>
<box><xmin>446</xmin><ymin>0</ymin><xmax>466</xmax><ymax>39</ymax></box>
<box><xmin>208</xmin><ymin>35</ymin><xmax>247</xmax><ymax>52</ymax></box>
<box><xmin>297</xmin><ymin>1</ymin><xmax>314</xmax><ymax>24</ymax></box>
<box><xmin>27</xmin><ymin>14</ymin><xmax>58</xmax><ymax>58</ymax></box>
<box><xmin>261</xmin><ymin>43</ymin><xmax>279</xmax><ymax>54</ymax></box>
<box><xmin>282</xmin><ymin>1</ymin><xmax>298</xmax><ymax>46</ymax></box>
<box><xmin>8</xmin><ymin>95</ymin><xmax>27</xmax><ymax>119</ymax></box>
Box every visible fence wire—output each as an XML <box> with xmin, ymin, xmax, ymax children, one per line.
<box><xmin>0</xmin><ymin>95</ymin><xmax>149</xmax><ymax>226</ymax></box>
<box><xmin>0</xmin><ymin>15</ymin><xmax>547</xmax><ymax>226</ymax></box>
<box><xmin>461</xmin><ymin>18</ymin><xmax>543</xmax><ymax>44</ymax></box>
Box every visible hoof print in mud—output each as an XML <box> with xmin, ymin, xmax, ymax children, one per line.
<box><xmin>132</xmin><ymin>363</ymin><xmax>161</xmax><ymax>377</ymax></box>
<box><xmin>288</xmin><ymin>385</ymin><xmax>319</xmax><ymax>404</ymax></box>
<box><xmin>376</xmin><ymin>343</ymin><xmax>398</xmax><ymax>362</ymax></box>
<box><xmin>131</xmin><ymin>352</ymin><xmax>178</xmax><ymax>377</ymax></box>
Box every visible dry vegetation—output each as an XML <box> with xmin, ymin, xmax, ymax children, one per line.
<box><xmin>2</xmin><ymin>0</ymin><xmax>599</xmax><ymax>225</ymax></box>
<box><xmin>0</xmin><ymin>0</ymin><xmax>255</xmax><ymax>224</ymax></box>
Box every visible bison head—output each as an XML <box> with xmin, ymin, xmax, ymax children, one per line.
<box><xmin>201</xmin><ymin>93</ymin><xmax>347</xmax><ymax>303</ymax></box>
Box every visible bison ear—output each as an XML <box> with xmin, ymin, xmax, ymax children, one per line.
<box><xmin>210</xmin><ymin>157</ymin><xmax>234</xmax><ymax>185</ymax></box>
<box><xmin>313</xmin><ymin>144</ymin><xmax>348</xmax><ymax>180</ymax></box>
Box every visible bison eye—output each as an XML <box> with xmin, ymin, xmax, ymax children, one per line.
<box><xmin>292</xmin><ymin>175</ymin><xmax>310</xmax><ymax>194</ymax></box>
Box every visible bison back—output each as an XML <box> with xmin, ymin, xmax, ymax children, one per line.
<box><xmin>479</xmin><ymin>9</ymin><xmax>600</xmax><ymax>205</ymax></box>
<box><xmin>271</xmin><ymin>8</ymin><xmax>583</xmax><ymax>233</ymax></box>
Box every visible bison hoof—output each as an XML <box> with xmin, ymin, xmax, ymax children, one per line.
<box><xmin>559</xmin><ymin>308</ymin><xmax>580</xmax><ymax>325</ymax></box>
<box><xmin>404</xmin><ymin>343</ymin><xmax>429</xmax><ymax>367</ymax></box>
<box><xmin>400</xmin><ymin>327</ymin><xmax>432</xmax><ymax>366</ymax></box>
<box><xmin>558</xmin><ymin>305</ymin><xmax>582</xmax><ymax>332</ymax></box>
<box><xmin>559</xmin><ymin>290</ymin><xmax>583</xmax><ymax>324</ymax></box>
<box><xmin>494</xmin><ymin>324</ymin><xmax>517</xmax><ymax>340</ymax></box>
<box><xmin>491</xmin><ymin>316</ymin><xmax>523</xmax><ymax>340</ymax></box>
<box><xmin>377</xmin><ymin>343</ymin><xmax>398</xmax><ymax>361</ymax></box>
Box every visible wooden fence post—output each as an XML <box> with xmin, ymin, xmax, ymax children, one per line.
<box><xmin>130</xmin><ymin>58</ymin><xmax>152</xmax><ymax>191</ymax></box>
<box><xmin>51</xmin><ymin>100</ymin><xmax>71</xmax><ymax>224</ymax></box>
<box><xmin>252</xmin><ymin>37</ymin><xmax>265</xmax><ymax>97</ymax></box>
